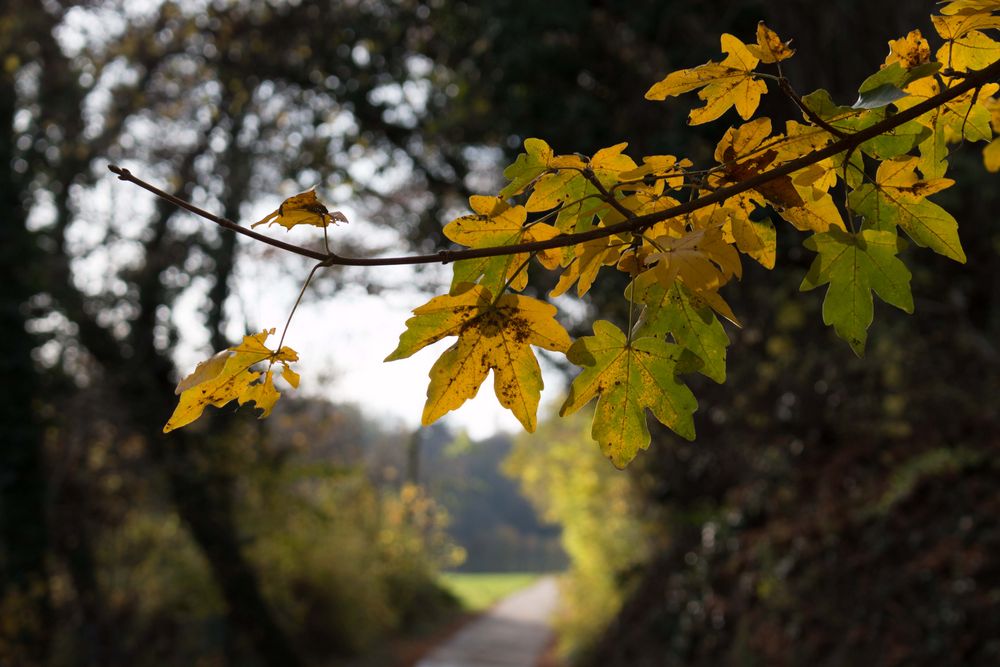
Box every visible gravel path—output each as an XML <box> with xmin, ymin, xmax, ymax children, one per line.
<box><xmin>416</xmin><ymin>576</ymin><xmax>560</xmax><ymax>667</ymax></box>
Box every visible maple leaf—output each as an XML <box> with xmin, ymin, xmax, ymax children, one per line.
<box><xmin>646</xmin><ymin>224</ymin><xmax>742</xmax><ymax>294</ymax></box>
<box><xmin>848</xmin><ymin>156</ymin><xmax>965</xmax><ymax>262</ymax></box>
<box><xmin>444</xmin><ymin>195</ymin><xmax>559</xmax><ymax>295</ymax></box>
<box><xmin>885</xmin><ymin>30</ymin><xmax>932</xmax><ymax>69</ymax></box>
<box><xmin>560</xmin><ymin>320</ymin><xmax>697</xmax><ymax>468</ymax></box>
<box><xmin>499</xmin><ymin>138</ymin><xmax>587</xmax><ymax>199</ymax></box>
<box><xmin>634</xmin><ymin>281</ymin><xmax>730</xmax><ymax>383</ymax></box>
<box><xmin>801</xmin><ymin>229</ymin><xmax>914</xmax><ymax>355</ymax></box>
<box><xmin>164</xmin><ymin>329</ymin><xmax>299</xmax><ymax>432</ymax></box>
<box><xmin>746</xmin><ymin>22</ymin><xmax>795</xmax><ymax>64</ymax></box>
<box><xmin>550</xmin><ymin>236</ymin><xmax>625</xmax><ymax>298</ymax></box>
<box><xmin>645</xmin><ymin>33</ymin><xmax>767</xmax><ymax>125</ymax></box>
<box><xmin>932</xmin><ymin>13</ymin><xmax>1000</xmax><ymax>71</ymax></box>
<box><xmin>252</xmin><ymin>190</ymin><xmax>348</xmax><ymax>230</ymax></box>
<box><xmin>712</xmin><ymin>118</ymin><xmax>805</xmax><ymax>208</ymax></box>
<box><xmin>526</xmin><ymin>143</ymin><xmax>636</xmax><ymax>217</ymax></box>
<box><xmin>938</xmin><ymin>1</ymin><xmax>1000</xmax><ymax>14</ymax></box>
<box><xmin>385</xmin><ymin>286</ymin><xmax>571</xmax><ymax>432</ymax></box>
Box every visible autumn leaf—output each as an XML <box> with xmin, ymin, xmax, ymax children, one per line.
<box><xmin>526</xmin><ymin>143</ymin><xmax>636</xmax><ymax>212</ymax></box>
<box><xmin>385</xmin><ymin>286</ymin><xmax>571</xmax><ymax>431</ymax></box>
<box><xmin>499</xmin><ymin>138</ymin><xmax>587</xmax><ymax>198</ymax></box>
<box><xmin>252</xmin><ymin>190</ymin><xmax>348</xmax><ymax>230</ymax></box>
<box><xmin>746</xmin><ymin>22</ymin><xmax>795</xmax><ymax>64</ymax></box>
<box><xmin>619</xmin><ymin>155</ymin><xmax>691</xmax><ymax>189</ymax></box>
<box><xmin>550</xmin><ymin>236</ymin><xmax>625</xmax><ymax>298</ymax></box>
<box><xmin>561</xmin><ymin>320</ymin><xmax>697</xmax><ymax>468</ymax></box>
<box><xmin>634</xmin><ymin>281</ymin><xmax>730</xmax><ymax>383</ymax></box>
<box><xmin>885</xmin><ymin>30</ymin><xmax>932</xmax><ymax>69</ymax></box>
<box><xmin>712</xmin><ymin>118</ymin><xmax>805</xmax><ymax>208</ymax></box>
<box><xmin>848</xmin><ymin>156</ymin><xmax>965</xmax><ymax>262</ymax></box>
<box><xmin>932</xmin><ymin>13</ymin><xmax>1000</xmax><ymax>71</ymax></box>
<box><xmin>164</xmin><ymin>329</ymin><xmax>299</xmax><ymax>432</ymax></box>
<box><xmin>645</xmin><ymin>217</ymin><xmax>742</xmax><ymax>293</ymax></box>
<box><xmin>645</xmin><ymin>33</ymin><xmax>767</xmax><ymax>125</ymax></box>
<box><xmin>444</xmin><ymin>195</ymin><xmax>559</xmax><ymax>295</ymax></box>
<box><xmin>801</xmin><ymin>228</ymin><xmax>914</xmax><ymax>355</ymax></box>
<box><xmin>938</xmin><ymin>1</ymin><xmax>1000</xmax><ymax>15</ymax></box>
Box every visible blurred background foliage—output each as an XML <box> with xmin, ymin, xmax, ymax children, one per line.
<box><xmin>3</xmin><ymin>0</ymin><xmax>999</xmax><ymax>666</ymax></box>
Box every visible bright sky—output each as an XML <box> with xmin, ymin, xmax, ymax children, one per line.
<box><xmin>53</xmin><ymin>2</ymin><xmax>568</xmax><ymax>439</ymax></box>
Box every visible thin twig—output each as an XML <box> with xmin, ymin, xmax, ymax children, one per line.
<box><xmin>778</xmin><ymin>76</ymin><xmax>850</xmax><ymax>139</ymax></box>
<box><xmin>108</xmin><ymin>56</ymin><xmax>1000</xmax><ymax>269</ymax></box>
<box><xmin>581</xmin><ymin>167</ymin><xmax>636</xmax><ymax>220</ymax></box>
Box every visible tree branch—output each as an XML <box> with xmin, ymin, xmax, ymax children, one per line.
<box><xmin>110</xmin><ymin>57</ymin><xmax>1000</xmax><ymax>269</ymax></box>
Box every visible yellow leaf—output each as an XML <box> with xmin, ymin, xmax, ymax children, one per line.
<box><xmin>747</xmin><ymin>22</ymin><xmax>795</xmax><ymax>64</ymax></box>
<box><xmin>164</xmin><ymin>329</ymin><xmax>299</xmax><ymax>432</ymax></box>
<box><xmin>885</xmin><ymin>30</ymin><xmax>932</xmax><ymax>69</ymax></box>
<box><xmin>252</xmin><ymin>190</ymin><xmax>348</xmax><ymax>230</ymax></box>
<box><xmin>444</xmin><ymin>196</ymin><xmax>558</xmax><ymax>295</ymax></box>
<box><xmin>645</xmin><ymin>218</ymin><xmax>742</xmax><ymax>298</ymax></box>
<box><xmin>897</xmin><ymin>77</ymin><xmax>998</xmax><ymax>144</ymax></box>
<box><xmin>932</xmin><ymin>12</ymin><xmax>1000</xmax><ymax>41</ymax></box>
<box><xmin>386</xmin><ymin>286</ymin><xmax>572</xmax><ymax>431</ymax></box>
<box><xmin>984</xmin><ymin>138</ymin><xmax>1000</xmax><ymax>170</ymax></box>
<box><xmin>550</xmin><ymin>236</ymin><xmax>623</xmax><ymax>297</ymax></box>
<box><xmin>778</xmin><ymin>192</ymin><xmax>847</xmax><ymax>233</ymax></box>
<box><xmin>709</xmin><ymin>119</ymin><xmax>807</xmax><ymax>209</ymax></box>
<box><xmin>646</xmin><ymin>33</ymin><xmax>767</xmax><ymax>125</ymax></box>
<box><xmin>619</xmin><ymin>155</ymin><xmax>692</xmax><ymax>190</ymax></box>
<box><xmin>933</xmin><ymin>18</ymin><xmax>1000</xmax><ymax>71</ymax></box>
<box><xmin>938</xmin><ymin>1</ymin><xmax>1000</xmax><ymax>14</ymax></box>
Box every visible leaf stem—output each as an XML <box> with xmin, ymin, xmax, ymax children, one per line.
<box><xmin>275</xmin><ymin>260</ymin><xmax>324</xmax><ymax>354</ymax></box>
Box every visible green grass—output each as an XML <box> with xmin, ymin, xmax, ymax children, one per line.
<box><xmin>439</xmin><ymin>573</ymin><xmax>542</xmax><ymax>611</ymax></box>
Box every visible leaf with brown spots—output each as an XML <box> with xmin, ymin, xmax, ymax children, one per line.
<box><xmin>386</xmin><ymin>286</ymin><xmax>571</xmax><ymax>431</ymax></box>
<box><xmin>164</xmin><ymin>329</ymin><xmax>299</xmax><ymax>432</ymax></box>
<box><xmin>252</xmin><ymin>190</ymin><xmax>348</xmax><ymax>230</ymax></box>
<box><xmin>747</xmin><ymin>22</ymin><xmax>795</xmax><ymax>64</ymax></box>
<box><xmin>561</xmin><ymin>320</ymin><xmax>697</xmax><ymax>468</ymax></box>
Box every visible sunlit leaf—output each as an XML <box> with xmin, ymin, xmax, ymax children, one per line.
<box><xmin>848</xmin><ymin>156</ymin><xmax>965</xmax><ymax>261</ymax></box>
<box><xmin>746</xmin><ymin>22</ymin><xmax>795</xmax><ymax>64</ymax></box>
<box><xmin>444</xmin><ymin>195</ymin><xmax>559</xmax><ymax>295</ymax></box>
<box><xmin>164</xmin><ymin>329</ymin><xmax>299</xmax><ymax>432</ymax></box>
<box><xmin>634</xmin><ymin>281</ymin><xmax>730</xmax><ymax>383</ymax></box>
<box><xmin>561</xmin><ymin>320</ymin><xmax>697</xmax><ymax>468</ymax></box>
<box><xmin>646</xmin><ymin>33</ymin><xmax>767</xmax><ymax>125</ymax></box>
<box><xmin>386</xmin><ymin>286</ymin><xmax>571</xmax><ymax>431</ymax></box>
<box><xmin>252</xmin><ymin>190</ymin><xmax>348</xmax><ymax>230</ymax></box>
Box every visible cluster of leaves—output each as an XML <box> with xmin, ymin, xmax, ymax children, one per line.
<box><xmin>164</xmin><ymin>2</ymin><xmax>1000</xmax><ymax>468</ymax></box>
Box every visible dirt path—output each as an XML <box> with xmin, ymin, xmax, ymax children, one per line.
<box><xmin>416</xmin><ymin>576</ymin><xmax>560</xmax><ymax>667</ymax></box>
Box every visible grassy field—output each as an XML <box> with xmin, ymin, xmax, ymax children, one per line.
<box><xmin>439</xmin><ymin>573</ymin><xmax>543</xmax><ymax>611</ymax></box>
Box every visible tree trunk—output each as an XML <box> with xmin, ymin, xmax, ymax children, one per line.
<box><xmin>0</xmin><ymin>78</ymin><xmax>51</xmax><ymax>667</ymax></box>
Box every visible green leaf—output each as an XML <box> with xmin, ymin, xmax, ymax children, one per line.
<box><xmin>848</xmin><ymin>157</ymin><xmax>965</xmax><ymax>262</ymax></box>
<box><xmin>499</xmin><ymin>138</ymin><xmax>554</xmax><ymax>199</ymax></box>
<box><xmin>561</xmin><ymin>320</ymin><xmax>697</xmax><ymax>468</ymax></box>
<box><xmin>854</xmin><ymin>61</ymin><xmax>941</xmax><ymax>109</ymax></box>
<box><xmin>853</xmin><ymin>84</ymin><xmax>908</xmax><ymax>110</ymax></box>
<box><xmin>634</xmin><ymin>281</ymin><xmax>729</xmax><ymax>383</ymax></box>
<box><xmin>801</xmin><ymin>228</ymin><xmax>914</xmax><ymax>355</ymax></box>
